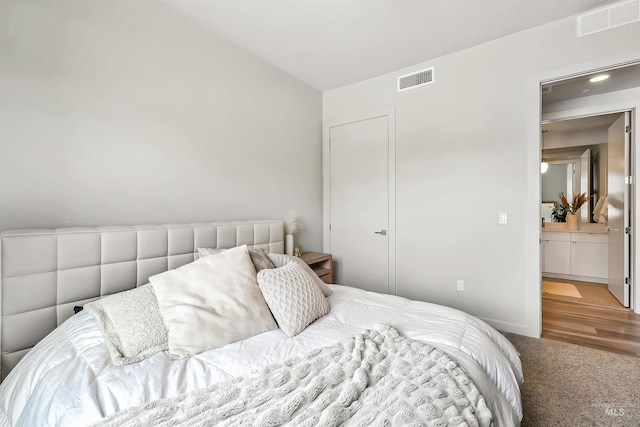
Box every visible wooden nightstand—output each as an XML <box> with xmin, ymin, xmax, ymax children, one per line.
<box><xmin>300</xmin><ymin>252</ymin><xmax>333</xmax><ymax>284</ymax></box>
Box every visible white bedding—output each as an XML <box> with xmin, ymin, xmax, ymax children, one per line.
<box><xmin>0</xmin><ymin>285</ymin><xmax>523</xmax><ymax>427</ymax></box>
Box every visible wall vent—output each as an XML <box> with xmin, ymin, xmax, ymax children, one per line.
<box><xmin>398</xmin><ymin>67</ymin><xmax>434</xmax><ymax>92</ymax></box>
<box><xmin>577</xmin><ymin>0</ymin><xmax>640</xmax><ymax>37</ymax></box>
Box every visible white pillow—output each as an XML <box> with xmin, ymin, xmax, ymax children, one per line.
<box><xmin>267</xmin><ymin>253</ymin><xmax>333</xmax><ymax>297</ymax></box>
<box><xmin>150</xmin><ymin>245</ymin><xmax>277</xmax><ymax>359</ymax></box>
<box><xmin>198</xmin><ymin>247</ymin><xmax>275</xmax><ymax>272</ymax></box>
<box><xmin>196</xmin><ymin>247</ymin><xmax>225</xmax><ymax>259</ymax></box>
<box><xmin>257</xmin><ymin>262</ymin><xmax>330</xmax><ymax>337</ymax></box>
<box><xmin>85</xmin><ymin>285</ymin><xmax>167</xmax><ymax>365</ymax></box>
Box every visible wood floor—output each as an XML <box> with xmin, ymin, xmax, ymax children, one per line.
<box><xmin>542</xmin><ymin>284</ymin><xmax>640</xmax><ymax>357</ymax></box>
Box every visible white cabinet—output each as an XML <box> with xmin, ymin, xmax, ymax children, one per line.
<box><xmin>542</xmin><ymin>232</ymin><xmax>571</xmax><ymax>274</ymax></box>
<box><xmin>570</xmin><ymin>233</ymin><xmax>609</xmax><ymax>278</ymax></box>
<box><xmin>541</xmin><ymin>231</ymin><xmax>608</xmax><ymax>281</ymax></box>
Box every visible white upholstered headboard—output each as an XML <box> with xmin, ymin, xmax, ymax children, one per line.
<box><xmin>0</xmin><ymin>220</ymin><xmax>284</xmax><ymax>381</ymax></box>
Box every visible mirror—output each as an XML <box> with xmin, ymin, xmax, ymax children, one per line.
<box><xmin>541</xmin><ymin>147</ymin><xmax>598</xmax><ymax>222</ymax></box>
<box><xmin>540</xmin><ymin>114</ymin><xmax>619</xmax><ymax>224</ymax></box>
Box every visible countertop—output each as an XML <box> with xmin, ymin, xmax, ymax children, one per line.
<box><xmin>542</xmin><ymin>222</ymin><xmax>608</xmax><ymax>234</ymax></box>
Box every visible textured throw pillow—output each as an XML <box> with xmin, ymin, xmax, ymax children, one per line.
<box><xmin>151</xmin><ymin>245</ymin><xmax>277</xmax><ymax>359</ymax></box>
<box><xmin>85</xmin><ymin>285</ymin><xmax>168</xmax><ymax>365</ymax></box>
<box><xmin>247</xmin><ymin>248</ymin><xmax>277</xmax><ymax>272</ymax></box>
<box><xmin>257</xmin><ymin>262</ymin><xmax>330</xmax><ymax>337</ymax></box>
<box><xmin>267</xmin><ymin>253</ymin><xmax>333</xmax><ymax>296</ymax></box>
<box><xmin>198</xmin><ymin>247</ymin><xmax>276</xmax><ymax>272</ymax></box>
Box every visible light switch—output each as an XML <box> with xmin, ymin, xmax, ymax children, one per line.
<box><xmin>499</xmin><ymin>212</ymin><xmax>508</xmax><ymax>224</ymax></box>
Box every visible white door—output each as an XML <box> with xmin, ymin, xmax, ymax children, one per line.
<box><xmin>607</xmin><ymin>112</ymin><xmax>631</xmax><ymax>307</ymax></box>
<box><xmin>329</xmin><ymin>116</ymin><xmax>389</xmax><ymax>294</ymax></box>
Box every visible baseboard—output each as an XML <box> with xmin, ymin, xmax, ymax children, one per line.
<box><xmin>480</xmin><ymin>317</ymin><xmax>540</xmax><ymax>338</ymax></box>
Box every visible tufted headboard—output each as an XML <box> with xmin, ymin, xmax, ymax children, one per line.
<box><xmin>0</xmin><ymin>220</ymin><xmax>284</xmax><ymax>381</ymax></box>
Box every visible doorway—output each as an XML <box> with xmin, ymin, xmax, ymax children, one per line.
<box><xmin>540</xmin><ymin>111</ymin><xmax>632</xmax><ymax>307</ymax></box>
<box><xmin>539</xmin><ymin>63</ymin><xmax>639</xmax><ymax>354</ymax></box>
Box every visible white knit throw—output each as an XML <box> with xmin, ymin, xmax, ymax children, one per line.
<box><xmin>95</xmin><ymin>324</ymin><xmax>493</xmax><ymax>427</ymax></box>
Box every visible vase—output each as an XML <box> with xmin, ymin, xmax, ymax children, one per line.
<box><xmin>566</xmin><ymin>213</ymin><xmax>579</xmax><ymax>230</ymax></box>
<box><xmin>285</xmin><ymin>234</ymin><xmax>294</xmax><ymax>255</ymax></box>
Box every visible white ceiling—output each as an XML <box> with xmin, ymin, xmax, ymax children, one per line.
<box><xmin>162</xmin><ymin>0</ymin><xmax>619</xmax><ymax>91</ymax></box>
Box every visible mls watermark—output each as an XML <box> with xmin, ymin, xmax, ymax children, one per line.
<box><xmin>591</xmin><ymin>402</ymin><xmax>640</xmax><ymax>417</ymax></box>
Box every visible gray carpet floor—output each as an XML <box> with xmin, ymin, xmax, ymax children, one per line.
<box><xmin>504</xmin><ymin>333</ymin><xmax>640</xmax><ymax>426</ymax></box>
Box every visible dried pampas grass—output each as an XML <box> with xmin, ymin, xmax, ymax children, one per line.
<box><xmin>285</xmin><ymin>211</ymin><xmax>303</xmax><ymax>235</ymax></box>
<box><xmin>559</xmin><ymin>192</ymin><xmax>588</xmax><ymax>214</ymax></box>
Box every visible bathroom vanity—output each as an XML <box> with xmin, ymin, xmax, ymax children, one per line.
<box><xmin>541</xmin><ymin>224</ymin><xmax>609</xmax><ymax>283</ymax></box>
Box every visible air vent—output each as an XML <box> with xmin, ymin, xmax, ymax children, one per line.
<box><xmin>398</xmin><ymin>67</ymin><xmax>434</xmax><ymax>92</ymax></box>
<box><xmin>577</xmin><ymin>0</ymin><xmax>640</xmax><ymax>37</ymax></box>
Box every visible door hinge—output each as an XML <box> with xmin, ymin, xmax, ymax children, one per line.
<box><xmin>626</xmin><ymin>125</ymin><xmax>631</xmax><ymax>133</ymax></box>
<box><xmin>329</xmin><ymin>224</ymin><xmax>332</xmax><ymax>231</ymax></box>
<box><xmin>625</xmin><ymin>176</ymin><xmax>634</xmax><ymax>184</ymax></box>
<box><xmin>625</xmin><ymin>226</ymin><xmax>632</xmax><ymax>235</ymax></box>
<box><xmin>625</xmin><ymin>277</ymin><xmax>630</xmax><ymax>285</ymax></box>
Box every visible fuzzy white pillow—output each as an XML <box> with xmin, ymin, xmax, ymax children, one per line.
<box><xmin>257</xmin><ymin>262</ymin><xmax>330</xmax><ymax>337</ymax></box>
<box><xmin>85</xmin><ymin>285</ymin><xmax>168</xmax><ymax>365</ymax></box>
<box><xmin>150</xmin><ymin>245</ymin><xmax>277</xmax><ymax>359</ymax></box>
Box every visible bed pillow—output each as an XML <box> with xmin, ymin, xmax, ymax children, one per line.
<box><xmin>196</xmin><ymin>247</ymin><xmax>224</xmax><ymax>259</ymax></box>
<box><xmin>85</xmin><ymin>285</ymin><xmax>168</xmax><ymax>365</ymax></box>
<box><xmin>267</xmin><ymin>253</ymin><xmax>333</xmax><ymax>296</ymax></box>
<box><xmin>150</xmin><ymin>245</ymin><xmax>277</xmax><ymax>359</ymax></box>
<box><xmin>257</xmin><ymin>262</ymin><xmax>330</xmax><ymax>337</ymax></box>
<box><xmin>198</xmin><ymin>247</ymin><xmax>276</xmax><ymax>272</ymax></box>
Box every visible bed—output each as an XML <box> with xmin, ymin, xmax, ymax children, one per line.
<box><xmin>0</xmin><ymin>220</ymin><xmax>523</xmax><ymax>426</ymax></box>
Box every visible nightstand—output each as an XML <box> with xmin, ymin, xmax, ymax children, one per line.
<box><xmin>300</xmin><ymin>252</ymin><xmax>333</xmax><ymax>284</ymax></box>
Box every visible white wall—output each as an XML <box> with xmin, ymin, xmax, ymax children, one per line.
<box><xmin>323</xmin><ymin>13</ymin><xmax>640</xmax><ymax>336</ymax></box>
<box><xmin>0</xmin><ymin>0</ymin><xmax>323</xmax><ymax>250</ymax></box>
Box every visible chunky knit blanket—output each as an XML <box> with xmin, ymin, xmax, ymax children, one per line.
<box><xmin>95</xmin><ymin>324</ymin><xmax>493</xmax><ymax>427</ymax></box>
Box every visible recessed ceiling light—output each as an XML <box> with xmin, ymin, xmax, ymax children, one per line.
<box><xmin>589</xmin><ymin>74</ymin><xmax>610</xmax><ymax>83</ymax></box>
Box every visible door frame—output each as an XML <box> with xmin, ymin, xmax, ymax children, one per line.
<box><xmin>525</xmin><ymin>56</ymin><xmax>640</xmax><ymax>338</ymax></box>
<box><xmin>323</xmin><ymin>108</ymin><xmax>397</xmax><ymax>294</ymax></box>
<box><xmin>527</xmin><ymin>58</ymin><xmax>640</xmax><ymax>338</ymax></box>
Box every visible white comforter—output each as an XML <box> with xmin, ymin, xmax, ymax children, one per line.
<box><xmin>0</xmin><ymin>285</ymin><xmax>523</xmax><ymax>427</ymax></box>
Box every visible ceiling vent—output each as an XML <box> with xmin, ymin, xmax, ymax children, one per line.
<box><xmin>398</xmin><ymin>67</ymin><xmax>434</xmax><ymax>92</ymax></box>
<box><xmin>577</xmin><ymin>0</ymin><xmax>640</xmax><ymax>37</ymax></box>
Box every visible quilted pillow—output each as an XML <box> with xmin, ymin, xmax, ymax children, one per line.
<box><xmin>267</xmin><ymin>253</ymin><xmax>333</xmax><ymax>296</ymax></box>
<box><xmin>151</xmin><ymin>245</ymin><xmax>277</xmax><ymax>359</ymax></box>
<box><xmin>85</xmin><ymin>285</ymin><xmax>168</xmax><ymax>365</ymax></box>
<box><xmin>257</xmin><ymin>262</ymin><xmax>330</xmax><ymax>337</ymax></box>
<box><xmin>198</xmin><ymin>247</ymin><xmax>276</xmax><ymax>272</ymax></box>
